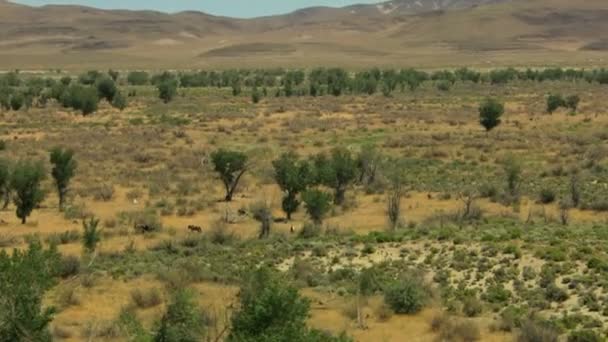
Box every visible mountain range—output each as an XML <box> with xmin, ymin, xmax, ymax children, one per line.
<box><xmin>0</xmin><ymin>0</ymin><xmax>606</xmax><ymax>69</ymax></box>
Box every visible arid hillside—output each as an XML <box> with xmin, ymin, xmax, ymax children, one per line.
<box><xmin>0</xmin><ymin>0</ymin><xmax>607</xmax><ymax>69</ymax></box>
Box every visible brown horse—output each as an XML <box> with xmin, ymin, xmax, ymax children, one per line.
<box><xmin>188</xmin><ymin>225</ymin><xmax>202</xmax><ymax>233</ymax></box>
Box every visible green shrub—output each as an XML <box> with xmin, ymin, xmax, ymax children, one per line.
<box><xmin>0</xmin><ymin>240</ymin><xmax>61</xmax><ymax>341</ymax></box>
<box><xmin>518</xmin><ymin>319</ymin><xmax>558</xmax><ymax>342</ymax></box>
<box><xmin>61</xmin><ymin>85</ymin><xmax>99</xmax><ymax>115</ymax></box>
<box><xmin>462</xmin><ymin>296</ymin><xmax>483</xmax><ymax>317</ymax></box>
<box><xmin>298</xmin><ymin>223</ymin><xmax>321</xmax><ymax>239</ymax></box>
<box><xmin>96</xmin><ymin>77</ymin><xmax>117</xmax><ymax>102</ymax></box>
<box><xmin>127</xmin><ymin>71</ymin><xmax>149</xmax><ymax>85</ymax></box>
<box><xmin>383</xmin><ymin>275</ymin><xmax>429</xmax><ymax>314</ymax></box>
<box><xmin>539</xmin><ymin>188</ymin><xmax>556</xmax><ymax>204</ymax></box>
<box><xmin>565</xmin><ymin>95</ymin><xmax>580</xmax><ymax>113</ymax></box>
<box><xmin>483</xmin><ymin>284</ymin><xmax>511</xmax><ymax>304</ymax></box>
<box><xmin>568</xmin><ymin>329</ymin><xmax>603</xmax><ymax>342</ymax></box>
<box><xmin>154</xmin><ymin>289</ymin><xmax>206</xmax><ymax>341</ymax></box>
<box><xmin>499</xmin><ymin>306</ymin><xmax>527</xmax><ymax>332</ymax></box>
<box><xmin>545</xmin><ymin>283</ymin><xmax>568</xmax><ymax>302</ymax></box>
<box><xmin>547</xmin><ymin>94</ymin><xmax>565</xmax><ymax>113</ymax></box>
<box><xmin>158</xmin><ymin>80</ymin><xmax>177</xmax><ymax>103</ymax></box>
<box><xmin>130</xmin><ymin>288</ymin><xmax>162</xmax><ymax>309</ymax></box>
<box><xmin>58</xmin><ymin>255</ymin><xmax>80</xmax><ymax>278</ymax></box>
<box><xmin>436</xmin><ymin>80</ymin><xmax>451</xmax><ymax>91</ymax></box>
<box><xmin>437</xmin><ymin>318</ymin><xmax>481</xmax><ymax>342</ymax></box>
<box><xmin>111</xmin><ymin>91</ymin><xmax>127</xmax><ymax>111</ymax></box>
<box><xmin>207</xmin><ymin>221</ymin><xmax>236</xmax><ymax>245</ymax></box>
<box><xmin>228</xmin><ymin>267</ymin><xmax>350</xmax><ymax>341</ymax></box>
<box><xmin>82</xmin><ymin>217</ymin><xmax>101</xmax><ymax>254</ymax></box>
<box><xmin>9</xmin><ymin>92</ymin><xmax>24</xmax><ymax>111</ymax></box>
<box><xmin>479</xmin><ymin>97</ymin><xmax>504</xmax><ymax>132</ymax></box>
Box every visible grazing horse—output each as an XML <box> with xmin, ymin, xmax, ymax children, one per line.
<box><xmin>134</xmin><ymin>223</ymin><xmax>154</xmax><ymax>234</ymax></box>
<box><xmin>188</xmin><ymin>225</ymin><xmax>202</xmax><ymax>233</ymax></box>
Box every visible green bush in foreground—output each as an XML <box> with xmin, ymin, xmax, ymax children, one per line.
<box><xmin>0</xmin><ymin>240</ymin><xmax>60</xmax><ymax>342</ymax></box>
<box><xmin>153</xmin><ymin>289</ymin><xmax>205</xmax><ymax>342</ymax></box>
<box><xmin>568</xmin><ymin>329</ymin><xmax>603</xmax><ymax>342</ymax></box>
<box><xmin>383</xmin><ymin>275</ymin><xmax>429</xmax><ymax>315</ymax></box>
<box><xmin>228</xmin><ymin>267</ymin><xmax>351</xmax><ymax>342</ymax></box>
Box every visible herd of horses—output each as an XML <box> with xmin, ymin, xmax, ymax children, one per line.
<box><xmin>133</xmin><ymin>223</ymin><xmax>296</xmax><ymax>234</ymax></box>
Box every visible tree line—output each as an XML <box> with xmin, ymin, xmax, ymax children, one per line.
<box><xmin>0</xmin><ymin>70</ymin><xmax>126</xmax><ymax>116</ymax></box>
<box><xmin>0</xmin><ymin>66</ymin><xmax>604</xmax><ymax>108</ymax></box>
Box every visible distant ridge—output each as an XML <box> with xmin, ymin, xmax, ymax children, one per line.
<box><xmin>0</xmin><ymin>0</ymin><xmax>607</xmax><ymax>69</ymax></box>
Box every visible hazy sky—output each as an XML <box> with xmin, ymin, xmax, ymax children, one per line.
<box><xmin>12</xmin><ymin>0</ymin><xmax>384</xmax><ymax>17</ymax></box>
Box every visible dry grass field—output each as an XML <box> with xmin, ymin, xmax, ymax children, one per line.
<box><xmin>2</xmin><ymin>70</ymin><xmax>608</xmax><ymax>341</ymax></box>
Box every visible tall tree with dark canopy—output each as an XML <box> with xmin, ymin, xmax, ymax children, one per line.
<box><xmin>211</xmin><ymin>149</ymin><xmax>248</xmax><ymax>202</ymax></box>
<box><xmin>10</xmin><ymin>160</ymin><xmax>46</xmax><ymax>224</ymax></box>
<box><xmin>50</xmin><ymin>147</ymin><xmax>77</xmax><ymax>211</ymax></box>
<box><xmin>273</xmin><ymin>152</ymin><xmax>312</xmax><ymax>220</ymax></box>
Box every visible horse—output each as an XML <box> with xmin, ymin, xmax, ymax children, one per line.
<box><xmin>188</xmin><ymin>225</ymin><xmax>203</xmax><ymax>233</ymax></box>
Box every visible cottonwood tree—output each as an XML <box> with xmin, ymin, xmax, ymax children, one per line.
<box><xmin>211</xmin><ymin>149</ymin><xmax>248</xmax><ymax>202</ymax></box>
<box><xmin>479</xmin><ymin>97</ymin><xmax>504</xmax><ymax>133</ymax></box>
<box><xmin>302</xmin><ymin>189</ymin><xmax>332</xmax><ymax>225</ymax></box>
<box><xmin>315</xmin><ymin>148</ymin><xmax>357</xmax><ymax>205</ymax></box>
<box><xmin>273</xmin><ymin>152</ymin><xmax>312</xmax><ymax>220</ymax></box>
<box><xmin>158</xmin><ymin>80</ymin><xmax>177</xmax><ymax>103</ymax></box>
<box><xmin>0</xmin><ymin>239</ymin><xmax>60</xmax><ymax>341</ymax></box>
<box><xmin>10</xmin><ymin>160</ymin><xmax>46</xmax><ymax>224</ymax></box>
<box><xmin>50</xmin><ymin>147</ymin><xmax>76</xmax><ymax>211</ymax></box>
<box><xmin>96</xmin><ymin>77</ymin><xmax>117</xmax><ymax>102</ymax></box>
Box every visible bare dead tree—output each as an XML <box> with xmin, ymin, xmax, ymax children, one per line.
<box><xmin>458</xmin><ymin>189</ymin><xmax>479</xmax><ymax>220</ymax></box>
<box><xmin>387</xmin><ymin>184</ymin><xmax>404</xmax><ymax>230</ymax></box>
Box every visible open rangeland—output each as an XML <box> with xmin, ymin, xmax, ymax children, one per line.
<box><xmin>2</xmin><ymin>67</ymin><xmax>608</xmax><ymax>341</ymax></box>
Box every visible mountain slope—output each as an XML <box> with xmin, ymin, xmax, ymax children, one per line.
<box><xmin>0</xmin><ymin>0</ymin><xmax>606</xmax><ymax>70</ymax></box>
